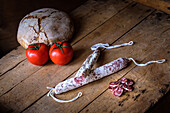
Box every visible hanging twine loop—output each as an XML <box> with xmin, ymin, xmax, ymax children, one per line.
<box><xmin>91</xmin><ymin>41</ymin><xmax>134</xmax><ymax>51</ymax></box>
<box><xmin>47</xmin><ymin>87</ymin><xmax>82</xmax><ymax>103</ymax></box>
<box><xmin>128</xmin><ymin>58</ymin><xmax>166</xmax><ymax>66</ymax></box>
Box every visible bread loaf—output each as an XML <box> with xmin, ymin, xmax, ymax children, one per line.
<box><xmin>17</xmin><ymin>8</ymin><xmax>74</xmax><ymax>49</ymax></box>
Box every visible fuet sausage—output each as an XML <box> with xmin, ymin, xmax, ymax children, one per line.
<box><xmin>74</xmin><ymin>41</ymin><xmax>134</xmax><ymax>83</ymax></box>
<box><xmin>55</xmin><ymin>58</ymin><xmax>128</xmax><ymax>94</ymax></box>
<box><xmin>74</xmin><ymin>48</ymin><xmax>100</xmax><ymax>84</ymax></box>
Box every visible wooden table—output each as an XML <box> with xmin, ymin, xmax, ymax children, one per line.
<box><xmin>0</xmin><ymin>0</ymin><xmax>169</xmax><ymax>112</ymax></box>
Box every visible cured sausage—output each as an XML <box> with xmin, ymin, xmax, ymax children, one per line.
<box><xmin>55</xmin><ymin>41</ymin><xmax>134</xmax><ymax>93</ymax></box>
<box><xmin>55</xmin><ymin>58</ymin><xmax>128</xmax><ymax>94</ymax></box>
<box><xmin>109</xmin><ymin>77</ymin><xmax>134</xmax><ymax>96</ymax></box>
<box><xmin>53</xmin><ymin>57</ymin><xmax>165</xmax><ymax>95</ymax></box>
<box><xmin>74</xmin><ymin>41</ymin><xmax>134</xmax><ymax>84</ymax></box>
<box><xmin>75</xmin><ymin>49</ymin><xmax>100</xmax><ymax>79</ymax></box>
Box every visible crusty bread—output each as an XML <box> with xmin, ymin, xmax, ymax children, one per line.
<box><xmin>17</xmin><ymin>8</ymin><xmax>74</xmax><ymax>49</ymax></box>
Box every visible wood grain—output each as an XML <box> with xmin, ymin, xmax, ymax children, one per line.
<box><xmin>0</xmin><ymin>0</ymin><xmax>134</xmax><ymax>112</ymax></box>
<box><xmin>0</xmin><ymin>0</ymin><xmax>131</xmax><ymax>97</ymax></box>
<box><xmin>133</xmin><ymin>0</ymin><xmax>170</xmax><ymax>14</ymax></box>
<box><xmin>0</xmin><ymin>46</ymin><xmax>25</xmax><ymax>76</ymax></box>
<box><xmin>71</xmin><ymin>0</ymin><xmax>132</xmax><ymax>44</ymax></box>
<box><xmin>0</xmin><ymin>1</ymin><xmax>169</xmax><ymax>113</ymax></box>
<box><xmin>19</xmin><ymin>3</ymin><xmax>156</xmax><ymax>113</ymax></box>
<box><xmin>80</xmin><ymin>49</ymin><xmax>169</xmax><ymax>113</ymax></box>
<box><xmin>80</xmin><ymin>11</ymin><xmax>170</xmax><ymax>113</ymax></box>
<box><xmin>0</xmin><ymin>0</ymin><xmax>131</xmax><ymax>77</ymax></box>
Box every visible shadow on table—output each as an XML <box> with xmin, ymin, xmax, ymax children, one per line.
<box><xmin>145</xmin><ymin>91</ymin><xmax>170</xmax><ymax>113</ymax></box>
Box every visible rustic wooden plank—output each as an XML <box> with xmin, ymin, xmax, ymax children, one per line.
<box><xmin>70</xmin><ymin>0</ymin><xmax>132</xmax><ymax>44</ymax></box>
<box><xmin>0</xmin><ymin>0</ymin><xmax>131</xmax><ymax>97</ymax></box>
<box><xmin>0</xmin><ymin>0</ymin><xmax>131</xmax><ymax>76</ymax></box>
<box><xmin>0</xmin><ymin>46</ymin><xmax>26</xmax><ymax>76</ymax></box>
<box><xmin>23</xmin><ymin>11</ymin><xmax>169</xmax><ymax>113</ymax></box>
<box><xmin>14</xmin><ymin>3</ymin><xmax>157</xmax><ymax>113</ymax></box>
<box><xmin>80</xmin><ymin>47</ymin><xmax>169</xmax><ymax>113</ymax></box>
<box><xmin>133</xmin><ymin>0</ymin><xmax>170</xmax><ymax>14</ymax></box>
<box><xmin>146</xmin><ymin>91</ymin><xmax>170</xmax><ymax>113</ymax></box>
<box><xmin>79</xmin><ymin>11</ymin><xmax>170</xmax><ymax>113</ymax></box>
<box><xmin>119</xmin><ymin>49</ymin><xmax>169</xmax><ymax>113</ymax></box>
<box><xmin>0</xmin><ymin>60</ymin><xmax>43</xmax><ymax>97</ymax></box>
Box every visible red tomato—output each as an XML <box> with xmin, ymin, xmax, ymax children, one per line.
<box><xmin>26</xmin><ymin>43</ymin><xmax>49</xmax><ymax>65</ymax></box>
<box><xmin>49</xmin><ymin>41</ymin><xmax>73</xmax><ymax>65</ymax></box>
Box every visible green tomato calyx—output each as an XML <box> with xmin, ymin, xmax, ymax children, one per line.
<box><xmin>51</xmin><ymin>42</ymin><xmax>70</xmax><ymax>55</ymax></box>
<box><xmin>28</xmin><ymin>44</ymin><xmax>41</xmax><ymax>50</ymax></box>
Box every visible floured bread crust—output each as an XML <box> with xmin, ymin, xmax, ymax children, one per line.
<box><xmin>17</xmin><ymin>8</ymin><xmax>74</xmax><ymax>49</ymax></box>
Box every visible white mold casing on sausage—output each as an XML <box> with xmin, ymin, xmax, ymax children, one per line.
<box><xmin>54</xmin><ymin>58</ymin><xmax>128</xmax><ymax>94</ymax></box>
<box><xmin>75</xmin><ymin>49</ymin><xmax>100</xmax><ymax>78</ymax></box>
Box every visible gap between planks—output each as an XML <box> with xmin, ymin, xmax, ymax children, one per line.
<box><xmin>109</xmin><ymin>9</ymin><xmax>156</xmax><ymax>46</ymax></box>
<box><xmin>72</xmin><ymin>1</ymin><xmax>134</xmax><ymax>46</ymax></box>
<box><xmin>0</xmin><ymin>66</ymin><xmax>44</xmax><ymax>97</ymax></box>
<box><xmin>0</xmin><ymin>59</ymin><xmax>26</xmax><ymax>77</ymax></box>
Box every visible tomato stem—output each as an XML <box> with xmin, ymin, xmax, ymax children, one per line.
<box><xmin>51</xmin><ymin>41</ymin><xmax>70</xmax><ymax>55</ymax></box>
<box><xmin>28</xmin><ymin>44</ymin><xmax>41</xmax><ymax>50</ymax></box>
